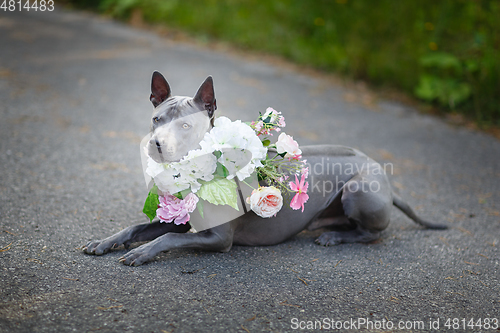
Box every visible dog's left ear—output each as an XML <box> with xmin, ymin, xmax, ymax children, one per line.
<box><xmin>194</xmin><ymin>76</ymin><xmax>217</xmax><ymax>118</ymax></box>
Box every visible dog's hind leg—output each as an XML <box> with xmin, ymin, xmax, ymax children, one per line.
<box><xmin>307</xmin><ymin>187</ymin><xmax>353</xmax><ymax>231</ymax></box>
<box><xmin>315</xmin><ymin>224</ymin><xmax>381</xmax><ymax>246</ymax></box>
<box><xmin>119</xmin><ymin>222</ymin><xmax>234</xmax><ymax>266</ymax></box>
<box><xmin>83</xmin><ymin>221</ymin><xmax>191</xmax><ymax>255</ymax></box>
<box><xmin>307</xmin><ymin>216</ymin><xmax>352</xmax><ymax>231</ymax></box>
<box><xmin>315</xmin><ymin>173</ymin><xmax>392</xmax><ymax>246</ymax></box>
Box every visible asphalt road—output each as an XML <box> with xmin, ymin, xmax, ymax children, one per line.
<box><xmin>1</xmin><ymin>7</ymin><xmax>499</xmax><ymax>333</ymax></box>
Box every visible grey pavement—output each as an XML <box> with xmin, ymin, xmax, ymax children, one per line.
<box><xmin>1</xmin><ymin>7</ymin><xmax>499</xmax><ymax>333</ymax></box>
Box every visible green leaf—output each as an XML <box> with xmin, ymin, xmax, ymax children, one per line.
<box><xmin>419</xmin><ymin>52</ymin><xmax>461</xmax><ymax>73</ymax></box>
<box><xmin>197</xmin><ymin>177</ymin><xmax>239</xmax><ymax>211</ymax></box>
<box><xmin>262</xmin><ymin>139</ymin><xmax>271</xmax><ymax>146</ymax></box>
<box><xmin>415</xmin><ymin>75</ymin><xmax>471</xmax><ymax>108</ymax></box>
<box><xmin>213</xmin><ymin>150</ymin><xmax>222</xmax><ymax>159</ymax></box>
<box><xmin>415</xmin><ymin>75</ymin><xmax>439</xmax><ymax>101</ymax></box>
<box><xmin>215</xmin><ymin>162</ymin><xmax>230</xmax><ymax>178</ymax></box>
<box><xmin>197</xmin><ymin>199</ymin><xmax>204</xmax><ymax>219</ymax></box>
<box><xmin>447</xmin><ymin>82</ymin><xmax>471</xmax><ymax>107</ymax></box>
<box><xmin>142</xmin><ymin>185</ymin><xmax>159</xmax><ymax>222</ymax></box>
<box><xmin>177</xmin><ymin>189</ymin><xmax>191</xmax><ymax>200</ymax></box>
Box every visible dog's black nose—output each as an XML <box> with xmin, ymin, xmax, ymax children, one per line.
<box><xmin>154</xmin><ymin>139</ymin><xmax>163</xmax><ymax>155</ymax></box>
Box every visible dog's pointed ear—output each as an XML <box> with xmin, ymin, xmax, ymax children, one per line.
<box><xmin>194</xmin><ymin>76</ymin><xmax>217</xmax><ymax>118</ymax></box>
<box><xmin>150</xmin><ymin>71</ymin><xmax>171</xmax><ymax>107</ymax></box>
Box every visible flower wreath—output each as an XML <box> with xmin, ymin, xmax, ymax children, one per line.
<box><xmin>142</xmin><ymin>107</ymin><xmax>309</xmax><ymax>227</ymax></box>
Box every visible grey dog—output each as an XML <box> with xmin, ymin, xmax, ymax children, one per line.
<box><xmin>83</xmin><ymin>71</ymin><xmax>446</xmax><ymax>266</ymax></box>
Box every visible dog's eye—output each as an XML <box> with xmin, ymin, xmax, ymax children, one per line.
<box><xmin>153</xmin><ymin>116</ymin><xmax>160</xmax><ymax>123</ymax></box>
<box><xmin>182</xmin><ymin>123</ymin><xmax>191</xmax><ymax>129</ymax></box>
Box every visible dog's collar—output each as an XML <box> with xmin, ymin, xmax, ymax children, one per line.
<box><xmin>209</xmin><ymin>113</ymin><xmax>215</xmax><ymax>128</ymax></box>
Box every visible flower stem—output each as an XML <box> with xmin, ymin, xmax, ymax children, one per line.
<box><xmin>241</xmin><ymin>179</ymin><xmax>256</xmax><ymax>190</ymax></box>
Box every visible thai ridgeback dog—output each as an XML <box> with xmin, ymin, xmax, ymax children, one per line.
<box><xmin>83</xmin><ymin>71</ymin><xmax>446</xmax><ymax>266</ymax></box>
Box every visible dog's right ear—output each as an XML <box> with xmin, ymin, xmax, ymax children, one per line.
<box><xmin>150</xmin><ymin>71</ymin><xmax>171</xmax><ymax>107</ymax></box>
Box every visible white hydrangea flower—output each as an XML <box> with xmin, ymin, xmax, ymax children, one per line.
<box><xmin>177</xmin><ymin>152</ymin><xmax>217</xmax><ymax>192</ymax></box>
<box><xmin>201</xmin><ymin>117</ymin><xmax>267</xmax><ymax>181</ymax></box>
<box><xmin>146</xmin><ymin>152</ymin><xmax>216</xmax><ymax>194</ymax></box>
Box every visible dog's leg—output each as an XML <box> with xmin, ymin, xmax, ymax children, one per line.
<box><xmin>316</xmin><ymin>224</ymin><xmax>380</xmax><ymax>245</ymax></box>
<box><xmin>315</xmin><ymin>173</ymin><xmax>392</xmax><ymax>246</ymax></box>
<box><xmin>307</xmin><ymin>187</ymin><xmax>351</xmax><ymax>231</ymax></box>
<box><xmin>119</xmin><ymin>222</ymin><xmax>234</xmax><ymax>266</ymax></box>
<box><xmin>307</xmin><ymin>216</ymin><xmax>351</xmax><ymax>231</ymax></box>
<box><xmin>83</xmin><ymin>221</ymin><xmax>190</xmax><ymax>255</ymax></box>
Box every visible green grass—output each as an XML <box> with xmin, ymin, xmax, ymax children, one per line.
<box><xmin>67</xmin><ymin>0</ymin><xmax>500</xmax><ymax>126</ymax></box>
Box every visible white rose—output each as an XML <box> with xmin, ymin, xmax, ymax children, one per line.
<box><xmin>247</xmin><ymin>186</ymin><xmax>283</xmax><ymax>218</ymax></box>
<box><xmin>275</xmin><ymin>132</ymin><xmax>301</xmax><ymax>158</ymax></box>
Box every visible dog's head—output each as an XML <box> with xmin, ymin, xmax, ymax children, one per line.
<box><xmin>147</xmin><ymin>71</ymin><xmax>216</xmax><ymax>163</ymax></box>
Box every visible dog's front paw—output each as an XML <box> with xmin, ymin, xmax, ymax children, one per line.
<box><xmin>82</xmin><ymin>239</ymin><xmax>118</xmax><ymax>256</ymax></box>
<box><xmin>315</xmin><ymin>232</ymin><xmax>342</xmax><ymax>246</ymax></box>
<box><xmin>118</xmin><ymin>243</ymin><xmax>157</xmax><ymax>266</ymax></box>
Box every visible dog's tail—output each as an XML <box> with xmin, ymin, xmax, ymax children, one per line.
<box><xmin>392</xmin><ymin>193</ymin><xmax>447</xmax><ymax>230</ymax></box>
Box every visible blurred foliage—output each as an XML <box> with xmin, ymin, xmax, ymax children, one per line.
<box><xmin>67</xmin><ymin>0</ymin><xmax>500</xmax><ymax>126</ymax></box>
<box><xmin>415</xmin><ymin>53</ymin><xmax>472</xmax><ymax>109</ymax></box>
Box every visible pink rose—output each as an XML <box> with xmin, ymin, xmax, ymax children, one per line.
<box><xmin>276</xmin><ymin>133</ymin><xmax>301</xmax><ymax>158</ymax></box>
<box><xmin>246</xmin><ymin>186</ymin><xmax>283</xmax><ymax>218</ymax></box>
<box><xmin>157</xmin><ymin>193</ymin><xmax>199</xmax><ymax>225</ymax></box>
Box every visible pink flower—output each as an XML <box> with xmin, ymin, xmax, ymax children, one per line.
<box><xmin>288</xmin><ymin>154</ymin><xmax>302</xmax><ymax>161</ymax></box>
<box><xmin>278</xmin><ymin>116</ymin><xmax>286</xmax><ymax>128</ymax></box>
<box><xmin>252</xmin><ymin>108</ymin><xmax>286</xmax><ymax>138</ymax></box>
<box><xmin>246</xmin><ymin>186</ymin><xmax>283</xmax><ymax>218</ymax></box>
<box><xmin>301</xmin><ymin>167</ymin><xmax>309</xmax><ymax>178</ymax></box>
<box><xmin>278</xmin><ymin>175</ymin><xmax>289</xmax><ymax>183</ymax></box>
<box><xmin>183</xmin><ymin>193</ymin><xmax>199</xmax><ymax>212</ymax></box>
<box><xmin>263</xmin><ymin>107</ymin><xmax>276</xmax><ymax>120</ymax></box>
<box><xmin>289</xmin><ymin>174</ymin><xmax>309</xmax><ymax>212</ymax></box>
<box><xmin>276</xmin><ymin>133</ymin><xmax>301</xmax><ymax>158</ymax></box>
<box><xmin>254</xmin><ymin>121</ymin><xmax>263</xmax><ymax>132</ymax></box>
<box><xmin>156</xmin><ymin>193</ymin><xmax>198</xmax><ymax>225</ymax></box>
